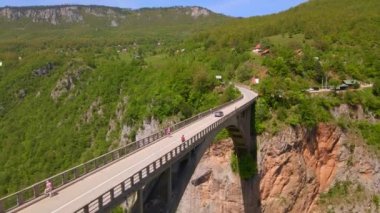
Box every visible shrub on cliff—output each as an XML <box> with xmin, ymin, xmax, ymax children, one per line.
<box><xmin>373</xmin><ymin>79</ymin><xmax>380</xmax><ymax>97</ymax></box>
<box><xmin>230</xmin><ymin>152</ymin><xmax>257</xmax><ymax>179</ymax></box>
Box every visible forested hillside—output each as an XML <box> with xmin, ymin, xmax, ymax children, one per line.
<box><xmin>0</xmin><ymin>0</ymin><xmax>379</xmax><ymax>200</ymax></box>
<box><xmin>0</xmin><ymin>5</ymin><xmax>236</xmax><ymax>196</ymax></box>
<box><xmin>188</xmin><ymin>0</ymin><xmax>379</xmax><ymax>83</ymax></box>
<box><xmin>184</xmin><ymin>0</ymin><xmax>379</xmax><ymax>142</ymax></box>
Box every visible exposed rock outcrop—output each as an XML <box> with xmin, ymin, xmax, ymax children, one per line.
<box><xmin>0</xmin><ymin>6</ymin><xmax>84</xmax><ymax>25</ymax></box>
<box><xmin>186</xmin><ymin>7</ymin><xmax>210</xmax><ymax>18</ymax></box>
<box><xmin>135</xmin><ymin>118</ymin><xmax>160</xmax><ymax>141</ymax></box>
<box><xmin>106</xmin><ymin>97</ymin><xmax>128</xmax><ymax>143</ymax></box>
<box><xmin>331</xmin><ymin>104</ymin><xmax>377</xmax><ymax>122</ymax></box>
<box><xmin>315</xmin><ymin>131</ymin><xmax>380</xmax><ymax>213</ymax></box>
<box><xmin>0</xmin><ymin>6</ymin><xmax>126</xmax><ymax>25</ymax></box>
<box><xmin>259</xmin><ymin>124</ymin><xmax>343</xmax><ymax>212</ymax></box>
<box><xmin>259</xmin><ymin>123</ymin><xmax>380</xmax><ymax>213</ymax></box>
<box><xmin>119</xmin><ymin>117</ymin><xmax>160</xmax><ymax>146</ymax></box>
<box><xmin>33</xmin><ymin>62</ymin><xmax>54</xmax><ymax>76</ymax></box>
<box><xmin>110</xmin><ymin>20</ymin><xmax>118</xmax><ymax>27</ymax></box>
<box><xmin>0</xmin><ymin>5</ymin><xmax>214</xmax><ymax>25</ymax></box>
<box><xmin>110</xmin><ymin>95</ymin><xmax>170</xmax><ymax>146</ymax></box>
<box><xmin>51</xmin><ymin>65</ymin><xmax>89</xmax><ymax>102</ymax></box>
<box><xmin>120</xmin><ymin>124</ymin><xmax>132</xmax><ymax>145</ymax></box>
<box><xmin>83</xmin><ymin>7</ymin><xmax>123</xmax><ymax>18</ymax></box>
<box><xmin>177</xmin><ymin>139</ymin><xmax>244</xmax><ymax>213</ymax></box>
<box><xmin>82</xmin><ymin>98</ymin><xmax>103</xmax><ymax>123</ymax></box>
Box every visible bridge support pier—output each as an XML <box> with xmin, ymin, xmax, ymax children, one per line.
<box><xmin>166</xmin><ymin>167</ymin><xmax>172</xmax><ymax>206</ymax></box>
<box><xmin>131</xmin><ymin>166</ymin><xmax>173</xmax><ymax>213</ymax></box>
<box><xmin>137</xmin><ymin>189</ymin><xmax>143</xmax><ymax>213</ymax></box>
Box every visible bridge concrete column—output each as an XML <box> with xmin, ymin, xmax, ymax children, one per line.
<box><xmin>157</xmin><ymin>166</ymin><xmax>172</xmax><ymax>210</ymax></box>
<box><xmin>166</xmin><ymin>167</ymin><xmax>172</xmax><ymax>206</ymax></box>
<box><xmin>225</xmin><ymin>103</ymin><xmax>254</xmax><ymax>156</ymax></box>
<box><xmin>133</xmin><ymin>166</ymin><xmax>173</xmax><ymax>213</ymax></box>
<box><xmin>137</xmin><ymin>189</ymin><xmax>143</xmax><ymax>213</ymax></box>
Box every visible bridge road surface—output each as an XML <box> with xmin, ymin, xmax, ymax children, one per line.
<box><xmin>18</xmin><ymin>86</ymin><xmax>257</xmax><ymax>213</ymax></box>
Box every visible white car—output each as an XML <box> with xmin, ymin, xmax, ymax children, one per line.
<box><xmin>214</xmin><ymin>111</ymin><xmax>224</xmax><ymax>117</ymax></box>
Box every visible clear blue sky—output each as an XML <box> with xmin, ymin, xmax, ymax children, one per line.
<box><xmin>0</xmin><ymin>0</ymin><xmax>307</xmax><ymax>17</ymax></box>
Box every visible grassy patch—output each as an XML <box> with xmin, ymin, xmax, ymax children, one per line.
<box><xmin>111</xmin><ymin>206</ymin><xmax>124</xmax><ymax>213</ymax></box>
<box><xmin>213</xmin><ymin>129</ymin><xmax>230</xmax><ymax>143</ymax></box>
<box><xmin>319</xmin><ymin>181</ymin><xmax>368</xmax><ymax>206</ymax></box>
<box><xmin>266</xmin><ymin>33</ymin><xmax>312</xmax><ymax>47</ymax></box>
<box><xmin>373</xmin><ymin>195</ymin><xmax>380</xmax><ymax>209</ymax></box>
<box><xmin>356</xmin><ymin>122</ymin><xmax>380</xmax><ymax>154</ymax></box>
<box><xmin>321</xmin><ymin>181</ymin><xmax>351</xmax><ymax>199</ymax></box>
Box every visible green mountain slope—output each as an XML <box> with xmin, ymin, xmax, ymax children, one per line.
<box><xmin>0</xmin><ymin>5</ymin><xmax>229</xmax><ymax>40</ymax></box>
<box><xmin>0</xmin><ymin>6</ymin><xmax>236</xmax><ymax>196</ymax></box>
<box><xmin>0</xmin><ymin>0</ymin><xmax>379</xmax><ymax>198</ymax></box>
<box><xmin>191</xmin><ymin>0</ymin><xmax>379</xmax><ymax>80</ymax></box>
<box><xmin>184</xmin><ymin>0</ymin><xmax>379</xmax><ymax>128</ymax></box>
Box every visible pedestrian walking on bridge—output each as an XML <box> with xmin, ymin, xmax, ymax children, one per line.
<box><xmin>44</xmin><ymin>180</ymin><xmax>53</xmax><ymax>197</ymax></box>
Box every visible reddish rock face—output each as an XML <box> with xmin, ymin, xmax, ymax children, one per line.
<box><xmin>178</xmin><ymin>123</ymin><xmax>380</xmax><ymax>213</ymax></box>
<box><xmin>177</xmin><ymin>139</ymin><xmax>245</xmax><ymax>213</ymax></box>
<box><xmin>259</xmin><ymin>124</ymin><xmax>343</xmax><ymax>213</ymax></box>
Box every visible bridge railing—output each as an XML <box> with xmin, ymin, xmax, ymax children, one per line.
<box><xmin>0</xmin><ymin>95</ymin><xmax>243</xmax><ymax>213</ymax></box>
<box><xmin>74</xmin><ymin>98</ymin><xmax>255</xmax><ymax>213</ymax></box>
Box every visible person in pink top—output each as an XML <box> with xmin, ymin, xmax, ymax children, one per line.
<box><xmin>181</xmin><ymin>134</ymin><xmax>185</xmax><ymax>143</ymax></box>
<box><xmin>44</xmin><ymin>180</ymin><xmax>53</xmax><ymax>197</ymax></box>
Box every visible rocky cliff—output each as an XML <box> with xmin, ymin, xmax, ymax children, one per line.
<box><xmin>260</xmin><ymin>124</ymin><xmax>338</xmax><ymax>212</ymax></box>
<box><xmin>260</xmin><ymin>124</ymin><xmax>380</xmax><ymax>213</ymax></box>
<box><xmin>178</xmin><ymin>123</ymin><xmax>380</xmax><ymax>212</ymax></box>
<box><xmin>0</xmin><ymin>6</ymin><xmax>88</xmax><ymax>25</ymax></box>
<box><xmin>0</xmin><ymin>5</ymin><xmax>213</xmax><ymax>25</ymax></box>
<box><xmin>177</xmin><ymin>139</ymin><xmax>245</xmax><ymax>213</ymax></box>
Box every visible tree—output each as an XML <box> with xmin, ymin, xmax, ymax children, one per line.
<box><xmin>373</xmin><ymin>79</ymin><xmax>380</xmax><ymax>96</ymax></box>
<box><xmin>235</xmin><ymin>63</ymin><xmax>252</xmax><ymax>82</ymax></box>
<box><xmin>192</xmin><ymin>66</ymin><xmax>214</xmax><ymax>93</ymax></box>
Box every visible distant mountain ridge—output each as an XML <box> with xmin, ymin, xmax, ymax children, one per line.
<box><xmin>0</xmin><ymin>5</ymin><xmax>217</xmax><ymax>25</ymax></box>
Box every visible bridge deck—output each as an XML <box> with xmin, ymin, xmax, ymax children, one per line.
<box><xmin>17</xmin><ymin>87</ymin><xmax>256</xmax><ymax>213</ymax></box>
